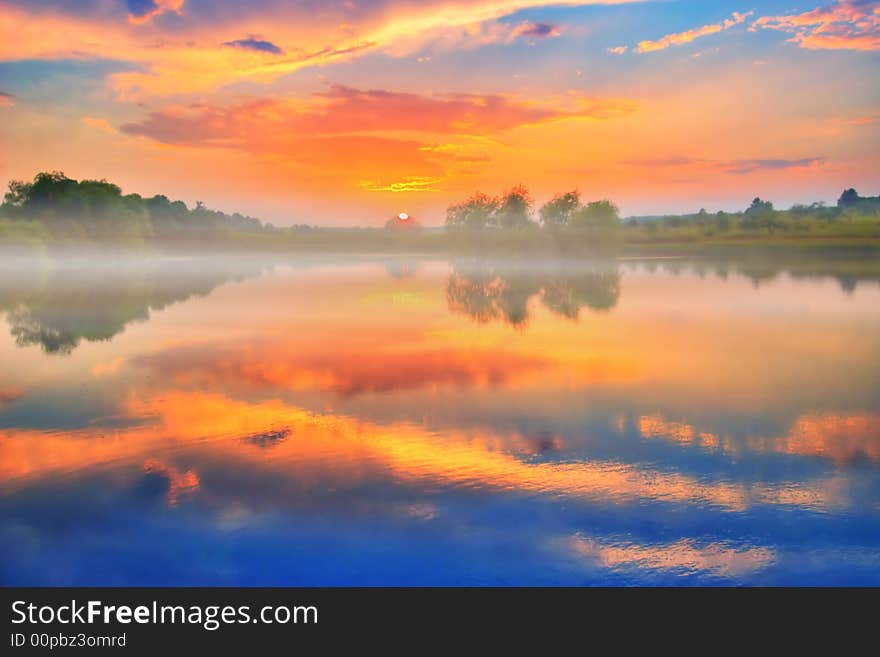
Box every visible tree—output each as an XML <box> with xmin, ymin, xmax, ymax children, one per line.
<box><xmin>0</xmin><ymin>171</ymin><xmax>268</xmax><ymax>241</ymax></box>
<box><xmin>745</xmin><ymin>197</ymin><xmax>774</xmax><ymax>216</ymax></box>
<box><xmin>567</xmin><ymin>200</ymin><xmax>622</xmax><ymax>245</ymax></box>
<box><xmin>742</xmin><ymin>197</ymin><xmax>778</xmax><ymax>231</ymax></box>
<box><xmin>3</xmin><ymin>179</ymin><xmax>33</xmax><ymax>207</ymax></box>
<box><xmin>570</xmin><ymin>200</ymin><xmax>621</xmax><ymax>231</ymax></box>
<box><xmin>495</xmin><ymin>185</ymin><xmax>535</xmax><ymax>229</ymax></box>
<box><xmin>837</xmin><ymin>188</ymin><xmax>880</xmax><ymax>214</ymax></box>
<box><xmin>838</xmin><ymin>188</ymin><xmax>860</xmax><ymax>208</ymax></box>
<box><xmin>445</xmin><ymin>192</ymin><xmax>499</xmax><ymax>230</ymax></box>
<box><xmin>539</xmin><ymin>190</ymin><xmax>580</xmax><ymax>229</ymax></box>
<box><xmin>19</xmin><ymin>171</ymin><xmax>77</xmax><ymax>215</ymax></box>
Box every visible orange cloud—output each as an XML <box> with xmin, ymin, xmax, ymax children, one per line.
<box><xmin>836</xmin><ymin>113</ymin><xmax>880</xmax><ymax>127</ymax></box>
<box><xmin>113</xmin><ymin>86</ymin><xmax>634</xmax><ymax>192</ymax></box>
<box><xmin>0</xmin><ymin>1</ymin><xmax>873</xmax><ymax>221</ymax></box>
<box><xmin>120</xmin><ymin>86</ymin><xmax>635</xmax><ymax>146</ymax></box>
<box><xmin>359</xmin><ymin>177</ymin><xmax>444</xmax><ymax>193</ymax></box>
<box><xmin>0</xmin><ymin>91</ymin><xmax>13</xmax><ymax>108</ymax></box>
<box><xmin>754</xmin><ymin>1</ymin><xmax>880</xmax><ymax>51</ymax></box>
<box><xmin>82</xmin><ymin>116</ymin><xmax>118</xmax><ymax>134</ymax></box>
<box><xmin>635</xmin><ymin>10</ymin><xmax>753</xmax><ymax>53</ymax></box>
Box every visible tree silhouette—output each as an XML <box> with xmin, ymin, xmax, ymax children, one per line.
<box><xmin>495</xmin><ymin>185</ymin><xmax>536</xmax><ymax>230</ymax></box>
<box><xmin>0</xmin><ymin>172</ymin><xmax>267</xmax><ymax>242</ymax></box>
<box><xmin>445</xmin><ymin>192</ymin><xmax>499</xmax><ymax>230</ymax></box>
<box><xmin>838</xmin><ymin>188</ymin><xmax>859</xmax><ymax>208</ymax></box>
<box><xmin>539</xmin><ymin>190</ymin><xmax>580</xmax><ymax>229</ymax></box>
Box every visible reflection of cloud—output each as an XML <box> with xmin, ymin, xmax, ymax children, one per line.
<box><xmin>639</xmin><ymin>412</ymin><xmax>880</xmax><ymax>464</ymax></box>
<box><xmin>634</xmin><ymin>11</ymin><xmax>753</xmax><ymax>53</ymax></box>
<box><xmin>135</xmin><ymin>341</ymin><xmax>553</xmax><ymax>397</ymax></box>
<box><xmin>241</xmin><ymin>428</ymin><xmax>290</xmax><ymax>449</ymax></box>
<box><xmin>570</xmin><ymin>534</ymin><xmax>775</xmax><ymax>577</ymax></box>
<box><xmin>0</xmin><ymin>390</ymin><xmax>838</xmax><ymax>514</ymax></box>
<box><xmin>754</xmin><ymin>1</ymin><xmax>880</xmax><ymax>51</ymax></box>
<box><xmin>143</xmin><ymin>458</ymin><xmax>200</xmax><ymax>506</ymax></box>
<box><xmin>406</xmin><ymin>503</ymin><xmax>437</xmax><ymax>520</ymax></box>
<box><xmin>784</xmin><ymin>414</ymin><xmax>880</xmax><ymax>463</ymax></box>
<box><xmin>92</xmin><ymin>357</ymin><xmax>125</xmax><ymax>378</ymax></box>
<box><xmin>0</xmin><ymin>387</ymin><xmax>23</xmax><ymax>408</ymax></box>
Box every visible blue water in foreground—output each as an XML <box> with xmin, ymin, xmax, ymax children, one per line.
<box><xmin>1</xmin><ymin>253</ymin><xmax>879</xmax><ymax>585</ymax></box>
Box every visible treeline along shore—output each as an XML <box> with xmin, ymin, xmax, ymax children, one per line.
<box><xmin>2</xmin><ymin>171</ymin><xmax>879</xmax><ymax>253</ymax></box>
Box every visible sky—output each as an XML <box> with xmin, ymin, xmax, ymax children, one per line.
<box><xmin>0</xmin><ymin>0</ymin><xmax>878</xmax><ymax>225</ymax></box>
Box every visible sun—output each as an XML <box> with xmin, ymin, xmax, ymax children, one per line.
<box><xmin>398</xmin><ymin>212</ymin><xmax>409</xmax><ymax>221</ymax></box>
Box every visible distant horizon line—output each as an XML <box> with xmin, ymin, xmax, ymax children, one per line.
<box><xmin>3</xmin><ymin>170</ymin><xmax>877</xmax><ymax>229</ymax></box>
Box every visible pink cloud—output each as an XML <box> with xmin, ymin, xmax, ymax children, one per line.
<box><xmin>753</xmin><ymin>0</ymin><xmax>880</xmax><ymax>51</ymax></box>
<box><xmin>510</xmin><ymin>21</ymin><xmax>561</xmax><ymax>40</ymax></box>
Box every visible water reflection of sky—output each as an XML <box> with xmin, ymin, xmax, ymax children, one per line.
<box><xmin>1</xmin><ymin>253</ymin><xmax>879</xmax><ymax>585</ymax></box>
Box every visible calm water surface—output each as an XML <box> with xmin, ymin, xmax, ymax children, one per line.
<box><xmin>1</xmin><ymin>251</ymin><xmax>879</xmax><ymax>585</ymax></box>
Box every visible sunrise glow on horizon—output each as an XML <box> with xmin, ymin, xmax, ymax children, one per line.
<box><xmin>1</xmin><ymin>0</ymin><xmax>878</xmax><ymax>225</ymax></box>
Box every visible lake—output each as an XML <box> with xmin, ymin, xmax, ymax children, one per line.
<box><xmin>1</xmin><ymin>249</ymin><xmax>879</xmax><ymax>585</ymax></box>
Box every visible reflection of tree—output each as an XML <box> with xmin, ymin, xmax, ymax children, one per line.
<box><xmin>641</xmin><ymin>254</ymin><xmax>880</xmax><ymax>294</ymax></box>
<box><xmin>0</xmin><ymin>256</ymin><xmax>268</xmax><ymax>354</ymax></box>
<box><xmin>542</xmin><ymin>271</ymin><xmax>620</xmax><ymax>318</ymax></box>
<box><xmin>447</xmin><ymin>271</ymin><xmax>506</xmax><ymax>324</ymax></box>
<box><xmin>446</xmin><ymin>262</ymin><xmax>541</xmax><ymax>328</ymax></box>
<box><xmin>7</xmin><ymin>307</ymin><xmax>81</xmax><ymax>354</ymax></box>
<box><xmin>446</xmin><ymin>259</ymin><xmax>620</xmax><ymax>327</ymax></box>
